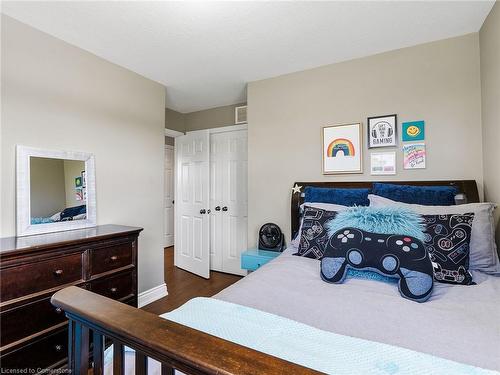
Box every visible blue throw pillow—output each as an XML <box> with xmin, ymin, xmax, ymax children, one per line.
<box><xmin>320</xmin><ymin>206</ymin><xmax>433</xmax><ymax>302</ymax></box>
<box><xmin>60</xmin><ymin>205</ymin><xmax>86</xmax><ymax>220</ymax></box>
<box><xmin>296</xmin><ymin>206</ymin><xmax>339</xmax><ymax>259</ymax></box>
<box><xmin>321</xmin><ymin>228</ymin><xmax>434</xmax><ymax>302</ymax></box>
<box><xmin>422</xmin><ymin>213</ymin><xmax>475</xmax><ymax>285</ymax></box>
<box><xmin>372</xmin><ymin>183</ymin><xmax>458</xmax><ymax>206</ymax></box>
<box><xmin>304</xmin><ymin>187</ymin><xmax>370</xmax><ymax>206</ymax></box>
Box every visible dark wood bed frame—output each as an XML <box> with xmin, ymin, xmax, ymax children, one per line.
<box><xmin>291</xmin><ymin>180</ymin><xmax>480</xmax><ymax>239</ymax></box>
<box><xmin>52</xmin><ymin>180</ymin><xmax>479</xmax><ymax>375</ymax></box>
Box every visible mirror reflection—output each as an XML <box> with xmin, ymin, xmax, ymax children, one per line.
<box><xmin>30</xmin><ymin>157</ymin><xmax>87</xmax><ymax>225</ymax></box>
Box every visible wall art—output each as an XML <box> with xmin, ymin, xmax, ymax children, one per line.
<box><xmin>368</xmin><ymin>114</ymin><xmax>397</xmax><ymax>148</ymax></box>
<box><xmin>403</xmin><ymin>143</ymin><xmax>426</xmax><ymax>169</ymax></box>
<box><xmin>402</xmin><ymin>120</ymin><xmax>425</xmax><ymax>142</ymax></box>
<box><xmin>322</xmin><ymin>123</ymin><xmax>363</xmax><ymax>174</ymax></box>
<box><xmin>370</xmin><ymin>152</ymin><xmax>396</xmax><ymax>175</ymax></box>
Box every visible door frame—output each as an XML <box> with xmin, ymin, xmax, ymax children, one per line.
<box><xmin>165</xmin><ymin>128</ymin><xmax>184</xmax><ymax>137</ymax></box>
<box><xmin>209</xmin><ymin>124</ymin><xmax>248</xmax><ymax>134</ymax></box>
<box><xmin>164</xmin><ymin>144</ymin><xmax>175</xmax><ymax>247</ymax></box>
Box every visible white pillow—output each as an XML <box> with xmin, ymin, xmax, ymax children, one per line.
<box><xmin>291</xmin><ymin>202</ymin><xmax>347</xmax><ymax>249</ymax></box>
<box><xmin>369</xmin><ymin>194</ymin><xmax>500</xmax><ymax>275</ymax></box>
<box><xmin>49</xmin><ymin>211</ymin><xmax>61</xmax><ymax>222</ymax></box>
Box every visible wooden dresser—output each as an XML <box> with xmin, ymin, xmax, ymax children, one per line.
<box><xmin>0</xmin><ymin>224</ymin><xmax>142</xmax><ymax>370</ymax></box>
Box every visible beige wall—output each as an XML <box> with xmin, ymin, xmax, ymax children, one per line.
<box><xmin>64</xmin><ymin>159</ymin><xmax>86</xmax><ymax>209</ymax></box>
<box><xmin>480</xmin><ymin>1</ymin><xmax>500</xmax><ymax>247</ymax></box>
<box><xmin>165</xmin><ymin>136</ymin><xmax>175</xmax><ymax>146</ymax></box>
<box><xmin>165</xmin><ymin>103</ymin><xmax>247</xmax><ymax>133</ymax></box>
<box><xmin>1</xmin><ymin>16</ymin><xmax>166</xmax><ymax>293</ymax></box>
<box><xmin>247</xmin><ymin>33</ymin><xmax>483</xmax><ymax>245</ymax></box>
<box><xmin>30</xmin><ymin>157</ymin><xmax>66</xmax><ymax>217</ymax></box>
<box><xmin>185</xmin><ymin>103</ymin><xmax>246</xmax><ymax>131</ymax></box>
<box><xmin>165</xmin><ymin>107</ymin><xmax>185</xmax><ymax>133</ymax></box>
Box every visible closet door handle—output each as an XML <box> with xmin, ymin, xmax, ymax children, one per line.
<box><xmin>200</xmin><ymin>209</ymin><xmax>206</xmax><ymax>214</ymax></box>
<box><xmin>215</xmin><ymin>206</ymin><xmax>221</xmax><ymax>211</ymax></box>
<box><xmin>222</xmin><ymin>206</ymin><xmax>228</xmax><ymax>212</ymax></box>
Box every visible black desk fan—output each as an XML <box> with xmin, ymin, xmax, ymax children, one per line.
<box><xmin>258</xmin><ymin>223</ymin><xmax>285</xmax><ymax>252</ymax></box>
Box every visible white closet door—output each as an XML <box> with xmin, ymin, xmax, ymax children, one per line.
<box><xmin>174</xmin><ymin>130</ymin><xmax>210</xmax><ymax>278</ymax></box>
<box><xmin>210</xmin><ymin>130</ymin><xmax>247</xmax><ymax>276</ymax></box>
<box><xmin>223</xmin><ymin>130</ymin><xmax>248</xmax><ymax>275</ymax></box>
<box><xmin>209</xmin><ymin>133</ymin><xmax>225</xmax><ymax>272</ymax></box>
<box><xmin>164</xmin><ymin>145</ymin><xmax>175</xmax><ymax>247</ymax></box>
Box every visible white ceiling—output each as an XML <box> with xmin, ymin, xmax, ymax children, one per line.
<box><xmin>2</xmin><ymin>1</ymin><xmax>494</xmax><ymax>113</ymax></box>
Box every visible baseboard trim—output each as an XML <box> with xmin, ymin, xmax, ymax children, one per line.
<box><xmin>138</xmin><ymin>283</ymin><xmax>168</xmax><ymax>308</ymax></box>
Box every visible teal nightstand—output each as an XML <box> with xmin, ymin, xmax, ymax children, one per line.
<box><xmin>241</xmin><ymin>249</ymin><xmax>281</xmax><ymax>271</ymax></box>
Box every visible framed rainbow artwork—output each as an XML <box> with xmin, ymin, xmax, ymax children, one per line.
<box><xmin>322</xmin><ymin>123</ymin><xmax>363</xmax><ymax>174</ymax></box>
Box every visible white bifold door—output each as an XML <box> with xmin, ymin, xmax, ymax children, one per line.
<box><xmin>175</xmin><ymin>127</ymin><xmax>247</xmax><ymax>278</ymax></box>
<box><xmin>210</xmin><ymin>129</ymin><xmax>248</xmax><ymax>276</ymax></box>
<box><xmin>175</xmin><ymin>130</ymin><xmax>210</xmax><ymax>279</ymax></box>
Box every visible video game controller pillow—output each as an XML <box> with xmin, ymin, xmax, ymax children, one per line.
<box><xmin>296</xmin><ymin>206</ymin><xmax>338</xmax><ymax>259</ymax></box>
<box><xmin>422</xmin><ymin>213</ymin><xmax>475</xmax><ymax>285</ymax></box>
<box><xmin>321</xmin><ymin>228</ymin><xmax>434</xmax><ymax>302</ymax></box>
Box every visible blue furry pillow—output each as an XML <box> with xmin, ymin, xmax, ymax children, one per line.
<box><xmin>326</xmin><ymin>206</ymin><xmax>426</xmax><ymax>240</ymax></box>
<box><xmin>304</xmin><ymin>187</ymin><xmax>370</xmax><ymax>206</ymax></box>
<box><xmin>372</xmin><ymin>183</ymin><xmax>458</xmax><ymax>206</ymax></box>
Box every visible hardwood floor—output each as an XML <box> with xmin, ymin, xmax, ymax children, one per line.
<box><xmin>141</xmin><ymin>247</ymin><xmax>242</xmax><ymax>315</ymax></box>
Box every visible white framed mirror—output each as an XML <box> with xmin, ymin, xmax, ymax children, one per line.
<box><xmin>16</xmin><ymin>145</ymin><xmax>97</xmax><ymax>236</ymax></box>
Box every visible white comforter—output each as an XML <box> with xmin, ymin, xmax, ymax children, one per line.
<box><xmin>104</xmin><ymin>248</ymin><xmax>500</xmax><ymax>373</ymax></box>
<box><xmin>215</xmin><ymin>248</ymin><xmax>500</xmax><ymax>371</ymax></box>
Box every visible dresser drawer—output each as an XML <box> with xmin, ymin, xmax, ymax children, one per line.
<box><xmin>1</xmin><ymin>253</ymin><xmax>84</xmax><ymax>301</ymax></box>
<box><xmin>90</xmin><ymin>271</ymin><xmax>134</xmax><ymax>301</ymax></box>
<box><xmin>1</xmin><ymin>328</ymin><xmax>67</xmax><ymax>370</ymax></box>
<box><xmin>90</xmin><ymin>241</ymin><xmax>133</xmax><ymax>276</ymax></box>
<box><xmin>1</xmin><ymin>295</ymin><xmax>67</xmax><ymax>347</ymax></box>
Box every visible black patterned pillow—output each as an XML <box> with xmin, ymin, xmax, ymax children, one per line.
<box><xmin>296</xmin><ymin>206</ymin><xmax>338</xmax><ymax>259</ymax></box>
<box><xmin>422</xmin><ymin>213</ymin><xmax>475</xmax><ymax>285</ymax></box>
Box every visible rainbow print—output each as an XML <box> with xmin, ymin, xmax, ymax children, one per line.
<box><xmin>327</xmin><ymin>138</ymin><xmax>355</xmax><ymax>157</ymax></box>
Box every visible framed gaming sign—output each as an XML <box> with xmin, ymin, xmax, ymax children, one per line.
<box><xmin>367</xmin><ymin>114</ymin><xmax>397</xmax><ymax>148</ymax></box>
<box><xmin>322</xmin><ymin>123</ymin><xmax>363</xmax><ymax>174</ymax></box>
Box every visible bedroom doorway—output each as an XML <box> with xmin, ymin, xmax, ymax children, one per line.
<box><xmin>164</xmin><ymin>128</ymin><xmax>184</xmax><ymax>248</ymax></box>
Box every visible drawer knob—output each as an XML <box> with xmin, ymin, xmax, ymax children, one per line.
<box><xmin>54</xmin><ymin>344</ymin><xmax>63</xmax><ymax>352</ymax></box>
<box><xmin>110</xmin><ymin>255</ymin><xmax>118</xmax><ymax>261</ymax></box>
<box><xmin>55</xmin><ymin>307</ymin><xmax>63</xmax><ymax>314</ymax></box>
<box><xmin>110</xmin><ymin>287</ymin><xmax>118</xmax><ymax>293</ymax></box>
<box><xmin>53</xmin><ymin>269</ymin><xmax>64</xmax><ymax>276</ymax></box>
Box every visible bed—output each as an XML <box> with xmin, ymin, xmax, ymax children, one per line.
<box><xmin>51</xmin><ymin>180</ymin><xmax>500</xmax><ymax>375</ymax></box>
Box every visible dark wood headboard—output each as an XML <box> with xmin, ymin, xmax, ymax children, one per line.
<box><xmin>290</xmin><ymin>180</ymin><xmax>479</xmax><ymax>239</ymax></box>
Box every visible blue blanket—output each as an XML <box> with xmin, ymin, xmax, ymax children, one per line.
<box><xmin>162</xmin><ymin>298</ymin><xmax>498</xmax><ymax>375</ymax></box>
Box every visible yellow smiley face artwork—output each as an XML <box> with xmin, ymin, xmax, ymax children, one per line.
<box><xmin>406</xmin><ymin>125</ymin><xmax>420</xmax><ymax>137</ymax></box>
<box><xmin>402</xmin><ymin>121</ymin><xmax>425</xmax><ymax>141</ymax></box>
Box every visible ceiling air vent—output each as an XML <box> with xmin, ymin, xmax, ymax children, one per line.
<box><xmin>235</xmin><ymin>105</ymin><xmax>247</xmax><ymax>124</ymax></box>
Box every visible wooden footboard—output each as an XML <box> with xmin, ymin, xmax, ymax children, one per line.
<box><xmin>51</xmin><ymin>286</ymin><xmax>320</xmax><ymax>375</ymax></box>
